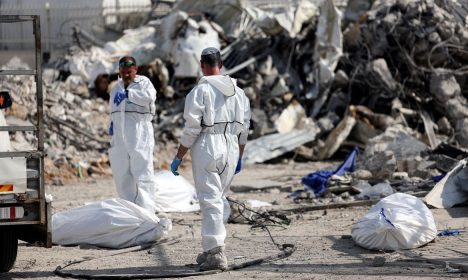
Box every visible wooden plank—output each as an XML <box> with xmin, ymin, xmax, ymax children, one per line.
<box><xmin>421</xmin><ymin>110</ymin><xmax>440</xmax><ymax>149</ymax></box>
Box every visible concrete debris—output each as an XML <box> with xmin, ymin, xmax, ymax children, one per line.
<box><xmin>274</xmin><ymin>100</ymin><xmax>307</xmax><ymax>134</ymax></box>
<box><xmin>1</xmin><ymin>0</ymin><xmax>466</xmax><ymax>186</ymax></box>
<box><xmin>362</xmin><ymin>151</ymin><xmax>397</xmax><ymax>180</ymax></box>
<box><xmin>369</xmin><ymin>59</ymin><xmax>397</xmax><ymax>91</ymax></box>
<box><xmin>356</xmin><ymin>182</ymin><xmax>395</xmax><ymax>200</ymax></box>
<box><xmin>1</xmin><ymin>57</ymin><xmax>110</xmax><ymax>184</ymax></box>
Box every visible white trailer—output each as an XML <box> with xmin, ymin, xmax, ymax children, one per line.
<box><xmin>0</xmin><ymin>15</ymin><xmax>51</xmax><ymax>272</ymax></box>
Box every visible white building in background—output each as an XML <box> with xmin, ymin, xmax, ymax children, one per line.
<box><xmin>0</xmin><ymin>0</ymin><xmax>152</xmax><ymax>51</ymax></box>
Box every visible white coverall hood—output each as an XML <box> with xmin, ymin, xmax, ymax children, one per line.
<box><xmin>198</xmin><ymin>75</ymin><xmax>236</xmax><ymax>97</ymax></box>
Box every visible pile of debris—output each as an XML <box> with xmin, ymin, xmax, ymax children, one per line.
<box><xmin>1</xmin><ymin>0</ymin><xmax>467</xmax><ymax>186</ymax></box>
<box><xmin>334</xmin><ymin>0</ymin><xmax>468</xmax><ymax>148</ymax></box>
<box><xmin>284</xmin><ymin>0</ymin><xmax>468</xmax><ymax>203</ymax></box>
<box><xmin>1</xmin><ymin>58</ymin><xmax>111</xmax><ymax>184</ymax></box>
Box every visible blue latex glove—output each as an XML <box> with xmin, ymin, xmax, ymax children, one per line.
<box><xmin>113</xmin><ymin>90</ymin><xmax>128</xmax><ymax>106</ymax></box>
<box><xmin>109</xmin><ymin>121</ymin><xmax>113</xmax><ymax>136</ymax></box>
<box><xmin>171</xmin><ymin>157</ymin><xmax>182</xmax><ymax>176</ymax></box>
<box><xmin>235</xmin><ymin>159</ymin><xmax>242</xmax><ymax>174</ymax></box>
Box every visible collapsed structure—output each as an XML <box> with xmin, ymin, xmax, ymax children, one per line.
<box><xmin>1</xmin><ymin>0</ymin><xmax>467</xmax><ymax>190</ymax></box>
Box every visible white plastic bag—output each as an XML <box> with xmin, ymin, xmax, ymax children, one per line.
<box><xmin>352</xmin><ymin>193</ymin><xmax>437</xmax><ymax>250</ymax></box>
<box><xmin>52</xmin><ymin>198</ymin><xmax>171</xmax><ymax>248</ymax></box>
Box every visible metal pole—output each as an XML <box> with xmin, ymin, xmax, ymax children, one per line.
<box><xmin>46</xmin><ymin>2</ymin><xmax>52</xmax><ymax>57</ymax></box>
<box><xmin>33</xmin><ymin>15</ymin><xmax>45</xmax><ymax>225</ymax></box>
<box><xmin>33</xmin><ymin>16</ymin><xmax>43</xmax><ymax>153</ymax></box>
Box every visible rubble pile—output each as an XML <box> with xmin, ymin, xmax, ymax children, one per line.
<box><xmin>334</xmin><ymin>0</ymin><xmax>468</xmax><ymax>147</ymax></box>
<box><xmin>1</xmin><ymin>58</ymin><xmax>111</xmax><ymax>184</ymax></box>
<box><xmin>1</xmin><ymin>0</ymin><xmax>467</xmax><ymax>188</ymax></box>
<box><xmin>297</xmin><ymin>0</ymin><xmax>468</xmax><ymax>202</ymax></box>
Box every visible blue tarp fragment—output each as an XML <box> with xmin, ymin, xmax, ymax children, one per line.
<box><xmin>432</xmin><ymin>174</ymin><xmax>446</xmax><ymax>183</ymax></box>
<box><xmin>290</xmin><ymin>147</ymin><xmax>359</xmax><ymax>198</ymax></box>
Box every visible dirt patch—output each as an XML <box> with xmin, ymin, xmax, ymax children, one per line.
<box><xmin>3</xmin><ymin>162</ymin><xmax>467</xmax><ymax>279</ymax></box>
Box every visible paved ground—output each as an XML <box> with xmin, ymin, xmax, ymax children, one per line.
<box><xmin>2</xmin><ymin>162</ymin><xmax>468</xmax><ymax>279</ymax></box>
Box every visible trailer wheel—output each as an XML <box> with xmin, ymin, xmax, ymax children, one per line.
<box><xmin>0</xmin><ymin>227</ymin><xmax>18</xmax><ymax>272</ymax></box>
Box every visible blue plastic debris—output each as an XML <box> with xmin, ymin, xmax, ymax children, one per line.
<box><xmin>432</xmin><ymin>174</ymin><xmax>446</xmax><ymax>183</ymax></box>
<box><xmin>437</xmin><ymin>229</ymin><xmax>461</xmax><ymax>236</ymax></box>
<box><xmin>292</xmin><ymin>147</ymin><xmax>359</xmax><ymax>198</ymax></box>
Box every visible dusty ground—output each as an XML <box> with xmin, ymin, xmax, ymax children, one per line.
<box><xmin>3</xmin><ymin>162</ymin><xmax>468</xmax><ymax>280</ymax></box>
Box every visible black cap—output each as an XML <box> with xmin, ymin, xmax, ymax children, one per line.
<box><xmin>201</xmin><ymin>47</ymin><xmax>222</xmax><ymax>66</ymax></box>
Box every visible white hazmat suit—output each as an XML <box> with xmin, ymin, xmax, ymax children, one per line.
<box><xmin>180</xmin><ymin>75</ymin><xmax>251</xmax><ymax>251</ymax></box>
<box><xmin>108</xmin><ymin>75</ymin><xmax>158</xmax><ymax>213</ymax></box>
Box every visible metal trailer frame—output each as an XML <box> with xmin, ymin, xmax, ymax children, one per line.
<box><xmin>0</xmin><ymin>15</ymin><xmax>51</xmax><ymax>248</ymax></box>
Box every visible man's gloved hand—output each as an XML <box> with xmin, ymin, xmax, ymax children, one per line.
<box><xmin>171</xmin><ymin>157</ymin><xmax>182</xmax><ymax>176</ymax></box>
<box><xmin>109</xmin><ymin>121</ymin><xmax>113</xmax><ymax>136</ymax></box>
<box><xmin>235</xmin><ymin>158</ymin><xmax>242</xmax><ymax>174</ymax></box>
<box><xmin>113</xmin><ymin>90</ymin><xmax>128</xmax><ymax>106</ymax></box>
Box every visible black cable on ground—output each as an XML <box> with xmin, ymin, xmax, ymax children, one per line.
<box><xmin>54</xmin><ymin>243</ymin><xmax>295</xmax><ymax>279</ymax></box>
<box><xmin>54</xmin><ymin>199</ymin><xmax>296</xmax><ymax>279</ymax></box>
<box><xmin>227</xmin><ymin>197</ymin><xmax>291</xmax><ymax>250</ymax></box>
<box><xmin>227</xmin><ymin>197</ymin><xmax>291</xmax><ymax>227</ymax></box>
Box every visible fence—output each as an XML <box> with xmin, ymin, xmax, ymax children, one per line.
<box><xmin>0</xmin><ymin>0</ymin><xmax>151</xmax><ymax>50</ymax></box>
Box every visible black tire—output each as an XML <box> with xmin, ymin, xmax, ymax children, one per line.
<box><xmin>0</xmin><ymin>227</ymin><xmax>18</xmax><ymax>272</ymax></box>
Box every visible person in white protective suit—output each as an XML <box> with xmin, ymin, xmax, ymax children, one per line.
<box><xmin>171</xmin><ymin>47</ymin><xmax>251</xmax><ymax>271</ymax></box>
<box><xmin>108</xmin><ymin>56</ymin><xmax>159</xmax><ymax>213</ymax></box>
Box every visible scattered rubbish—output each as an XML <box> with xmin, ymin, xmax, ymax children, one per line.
<box><xmin>293</xmin><ymin>147</ymin><xmax>358</xmax><ymax>198</ymax></box>
<box><xmin>352</xmin><ymin>193</ymin><xmax>437</xmax><ymax>250</ymax></box>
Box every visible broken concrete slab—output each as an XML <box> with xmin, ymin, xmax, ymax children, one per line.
<box><xmin>364</xmin><ymin>125</ymin><xmax>428</xmax><ymax>161</ymax></box>
<box><xmin>413</xmin><ymin>160</ymin><xmax>437</xmax><ymax>179</ymax></box>
<box><xmin>274</xmin><ymin>100</ymin><xmax>306</xmax><ymax>134</ymax></box>
<box><xmin>363</xmin><ymin>150</ymin><xmax>397</xmax><ymax>180</ymax></box>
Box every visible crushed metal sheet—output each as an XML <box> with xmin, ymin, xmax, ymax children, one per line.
<box><xmin>243</xmin><ymin>126</ymin><xmax>321</xmax><ymax>164</ymax></box>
